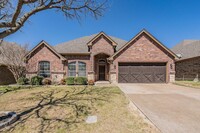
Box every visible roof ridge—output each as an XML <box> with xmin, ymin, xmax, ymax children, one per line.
<box><xmin>53</xmin><ymin>33</ymin><xmax>127</xmax><ymax>54</ymax></box>
<box><xmin>171</xmin><ymin>39</ymin><xmax>200</xmax><ymax>60</ymax></box>
<box><xmin>171</xmin><ymin>40</ymin><xmax>198</xmax><ymax>50</ymax></box>
<box><xmin>183</xmin><ymin>39</ymin><xmax>198</xmax><ymax>41</ymax></box>
<box><xmin>109</xmin><ymin>35</ymin><xmax>127</xmax><ymax>42</ymax></box>
<box><xmin>55</xmin><ymin>33</ymin><xmax>127</xmax><ymax>47</ymax></box>
<box><xmin>55</xmin><ymin>33</ymin><xmax>98</xmax><ymax>46</ymax></box>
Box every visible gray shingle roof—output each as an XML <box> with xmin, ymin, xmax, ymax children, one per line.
<box><xmin>171</xmin><ymin>40</ymin><xmax>200</xmax><ymax>60</ymax></box>
<box><xmin>54</xmin><ymin>34</ymin><xmax>127</xmax><ymax>54</ymax></box>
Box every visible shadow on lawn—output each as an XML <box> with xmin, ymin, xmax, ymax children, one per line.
<box><xmin>2</xmin><ymin>86</ymin><xmax>115</xmax><ymax>133</ymax></box>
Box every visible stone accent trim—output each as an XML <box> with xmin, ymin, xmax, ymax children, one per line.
<box><xmin>109</xmin><ymin>72</ymin><xmax>117</xmax><ymax>83</ymax></box>
<box><xmin>52</xmin><ymin>74</ymin><xmax>64</xmax><ymax>83</ymax></box>
<box><xmin>169</xmin><ymin>73</ymin><xmax>175</xmax><ymax>82</ymax></box>
<box><xmin>88</xmin><ymin>71</ymin><xmax>95</xmax><ymax>81</ymax></box>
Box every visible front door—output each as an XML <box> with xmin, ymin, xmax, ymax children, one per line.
<box><xmin>99</xmin><ymin>65</ymin><xmax>106</xmax><ymax>80</ymax></box>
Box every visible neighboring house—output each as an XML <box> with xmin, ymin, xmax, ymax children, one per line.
<box><xmin>172</xmin><ymin>40</ymin><xmax>200</xmax><ymax>81</ymax></box>
<box><xmin>0</xmin><ymin>42</ymin><xmax>16</xmax><ymax>85</ymax></box>
<box><xmin>0</xmin><ymin>65</ymin><xmax>16</xmax><ymax>85</ymax></box>
<box><xmin>25</xmin><ymin>30</ymin><xmax>177</xmax><ymax>83</ymax></box>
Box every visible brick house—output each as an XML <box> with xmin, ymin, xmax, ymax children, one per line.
<box><xmin>25</xmin><ymin>30</ymin><xmax>177</xmax><ymax>83</ymax></box>
<box><xmin>172</xmin><ymin>40</ymin><xmax>200</xmax><ymax>81</ymax></box>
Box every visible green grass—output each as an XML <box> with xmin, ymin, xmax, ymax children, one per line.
<box><xmin>0</xmin><ymin>85</ymin><xmax>34</xmax><ymax>94</ymax></box>
<box><xmin>0</xmin><ymin>86</ymin><xmax>158</xmax><ymax>133</ymax></box>
<box><xmin>174</xmin><ymin>81</ymin><xmax>200</xmax><ymax>88</ymax></box>
<box><xmin>0</xmin><ymin>86</ymin><xmax>24</xmax><ymax>93</ymax></box>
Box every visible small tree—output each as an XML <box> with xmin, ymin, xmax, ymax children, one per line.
<box><xmin>0</xmin><ymin>42</ymin><xmax>28</xmax><ymax>82</ymax></box>
<box><xmin>0</xmin><ymin>0</ymin><xmax>107</xmax><ymax>39</ymax></box>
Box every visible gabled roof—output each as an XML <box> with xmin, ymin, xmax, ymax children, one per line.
<box><xmin>109</xmin><ymin>29</ymin><xmax>178</xmax><ymax>60</ymax></box>
<box><xmin>54</xmin><ymin>33</ymin><xmax>127</xmax><ymax>54</ymax></box>
<box><xmin>87</xmin><ymin>31</ymin><xmax>118</xmax><ymax>46</ymax></box>
<box><xmin>25</xmin><ymin>40</ymin><xmax>66</xmax><ymax>60</ymax></box>
<box><xmin>171</xmin><ymin>40</ymin><xmax>200</xmax><ymax>60</ymax></box>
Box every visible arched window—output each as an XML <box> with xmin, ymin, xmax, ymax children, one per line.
<box><xmin>68</xmin><ymin>62</ymin><xmax>76</xmax><ymax>77</ymax></box>
<box><xmin>78</xmin><ymin>62</ymin><xmax>86</xmax><ymax>77</ymax></box>
<box><xmin>99</xmin><ymin>59</ymin><xmax>106</xmax><ymax>64</ymax></box>
<box><xmin>39</xmin><ymin>61</ymin><xmax>50</xmax><ymax>77</ymax></box>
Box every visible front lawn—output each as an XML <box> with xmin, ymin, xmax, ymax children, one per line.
<box><xmin>174</xmin><ymin>81</ymin><xmax>200</xmax><ymax>89</ymax></box>
<box><xmin>0</xmin><ymin>86</ymin><xmax>33</xmax><ymax>95</ymax></box>
<box><xmin>0</xmin><ymin>86</ymin><xmax>157</xmax><ymax>133</ymax></box>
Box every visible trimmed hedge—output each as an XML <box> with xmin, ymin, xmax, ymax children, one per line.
<box><xmin>75</xmin><ymin>77</ymin><xmax>87</xmax><ymax>85</ymax></box>
<box><xmin>66</xmin><ymin>77</ymin><xmax>88</xmax><ymax>85</ymax></box>
<box><xmin>66</xmin><ymin>77</ymin><xmax>75</xmax><ymax>85</ymax></box>
<box><xmin>17</xmin><ymin>77</ymin><xmax>29</xmax><ymax>85</ymax></box>
<box><xmin>31</xmin><ymin>76</ymin><xmax>43</xmax><ymax>85</ymax></box>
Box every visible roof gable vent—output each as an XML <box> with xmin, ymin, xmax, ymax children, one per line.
<box><xmin>176</xmin><ymin>54</ymin><xmax>182</xmax><ymax>58</ymax></box>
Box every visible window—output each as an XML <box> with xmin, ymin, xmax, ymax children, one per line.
<box><xmin>39</xmin><ymin>61</ymin><xmax>50</xmax><ymax>77</ymax></box>
<box><xmin>68</xmin><ymin>62</ymin><xmax>76</xmax><ymax>77</ymax></box>
<box><xmin>99</xmin><ymin>59</ymin><xmax>106</xmax><ymax>64</ymax></box>
<box><xmin>78</xmin><ymin>62</ymin><xmax>86</xmax><ymax>77</ymax></box>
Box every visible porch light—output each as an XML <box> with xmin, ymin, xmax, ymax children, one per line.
<box><xmin>170</xmin><ymin>64</ymin><xmax>173</xmax><ymax>69</ymax></box>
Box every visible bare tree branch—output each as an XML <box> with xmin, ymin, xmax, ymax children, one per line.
<box><xmin>0</xmin><ymin>0</ymin><xmax>108</xmax><ymax>39</ymax></box>
<box><xmin>0</xmin><ymin>42</ymin><xmax>29</xmax><ymax>81</ymax></box>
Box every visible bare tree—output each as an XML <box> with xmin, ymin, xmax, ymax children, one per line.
<box><xmin>0</xmin><ymin>0</ymin><xmax>107</xmax><ymax>39</ymax></box>
<box><xmin>0</xmin><ymin>42</ymin><xmax>29</xmax><ymax>81</ymax></box>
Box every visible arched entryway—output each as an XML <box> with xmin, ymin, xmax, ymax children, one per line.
<box><xmin>94</xmin><ymin>53</ymin><xmax>110</xmax><ymax>81</ymax></box>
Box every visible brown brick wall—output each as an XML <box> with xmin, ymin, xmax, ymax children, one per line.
<box><xmin>90</xmin><ymin>36</ymin><xmax>114</xmax><ymax>56</ymax></box>
<box><xmin>112</xmin><ymin>33</ymin><xmax>175</xmax><ymax>83</ymax></box>
<box><xmin>175</xmin><ymin>57</ymin><xmax>200</xmax><ymax>81</ymax></box>
<box><xmin>26</xmin><ymin>44</ymin><xmax>64</xmax><ymax>77</ymax></box>
<box><xmin>0</xmin><ymin>65</ymin><xmax>16</xmax><ymax>85</ymax></box>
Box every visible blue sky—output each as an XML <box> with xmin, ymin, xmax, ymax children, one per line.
<box><xmin>5</xmin><ymin>0</ymin><xmax>200</xmax><ymax>49</ymax></box>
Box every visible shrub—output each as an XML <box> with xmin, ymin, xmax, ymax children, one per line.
<box><xmin>75</xmin><ymin>77</ymin><xmax>87</xmax><ymax>85</ymax></box>
<box><xmin>88</xmin><ymin>80</ymin><xmax>94</xmax><ymax>85</ymax></box>
<box><xmin>42</xmin><ymin>78</ymin><xmax>52</xmax><ymax>85</ymax></box>
<box><xmin>60</xmin><ymin>78</ymin><xmax>66</xmax><ymax>85</ymax></box>
<box><xmin>31</xmin><ymin>76</ymin><xmax>43</xmax><ymax>85</ymax></box>
<box><xmin>66</xmin><ymin>77</ymin><xmax>75</xmax><ymax>85</ymax></box>
<box><xmin>17</xmin><ymin>77</ymin><xmax>29</xmax><ymax>85</ymax></box>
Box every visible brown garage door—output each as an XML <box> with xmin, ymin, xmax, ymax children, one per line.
<box><xmin>118</xmin><ymin>63</ymin><xmax>166</xmax><ymax>83</ymax></box>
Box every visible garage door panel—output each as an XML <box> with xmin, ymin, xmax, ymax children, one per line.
<box><xmin>129</xmin><ymin>73</ymin><xmax>141</xmax><ymax>83</ymax></box>
<box><xmin>119</xmin><ymin>74</ymin><xmax>129</xmax><ymax>83</ymax></box>
<box><xmin>143</xmin><ymin>73</ymin><xmax>154</xmax><ymax>83</ymax></box>
<box><xmin>154</xmin><ymin>73</ymin><xmax>166</xmax><ymax>83</ymax></box>
<box><xmin>119</xmin><ymin>66</ymin><xmax>129</xmax><ymax>74</ymax></box>
<box><xmin>118</xmin><ymin>63</ymin><xmax>166</xmax><ymax>83</ymax></box>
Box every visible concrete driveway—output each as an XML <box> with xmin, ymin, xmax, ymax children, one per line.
<box><xmin>118</xmin><ymin>83</ymin><xmax>200</xmax><ymax>133</ymax></box>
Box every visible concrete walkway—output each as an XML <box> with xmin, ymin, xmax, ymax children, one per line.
<box><xmin>118</xmin><ymin>83</ymin><xmax>200</xmax><ymax>133</ymax></box>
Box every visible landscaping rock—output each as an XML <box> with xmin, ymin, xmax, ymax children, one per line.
<box><xmin>0</xmin><ymin>111</ymin><xmax>19</xmax><ymax>129</ymax></box>
<box><xmin>86</xmin><ymin>115</ymin><xmax>97</xmax><ymax>124</ymax></box>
